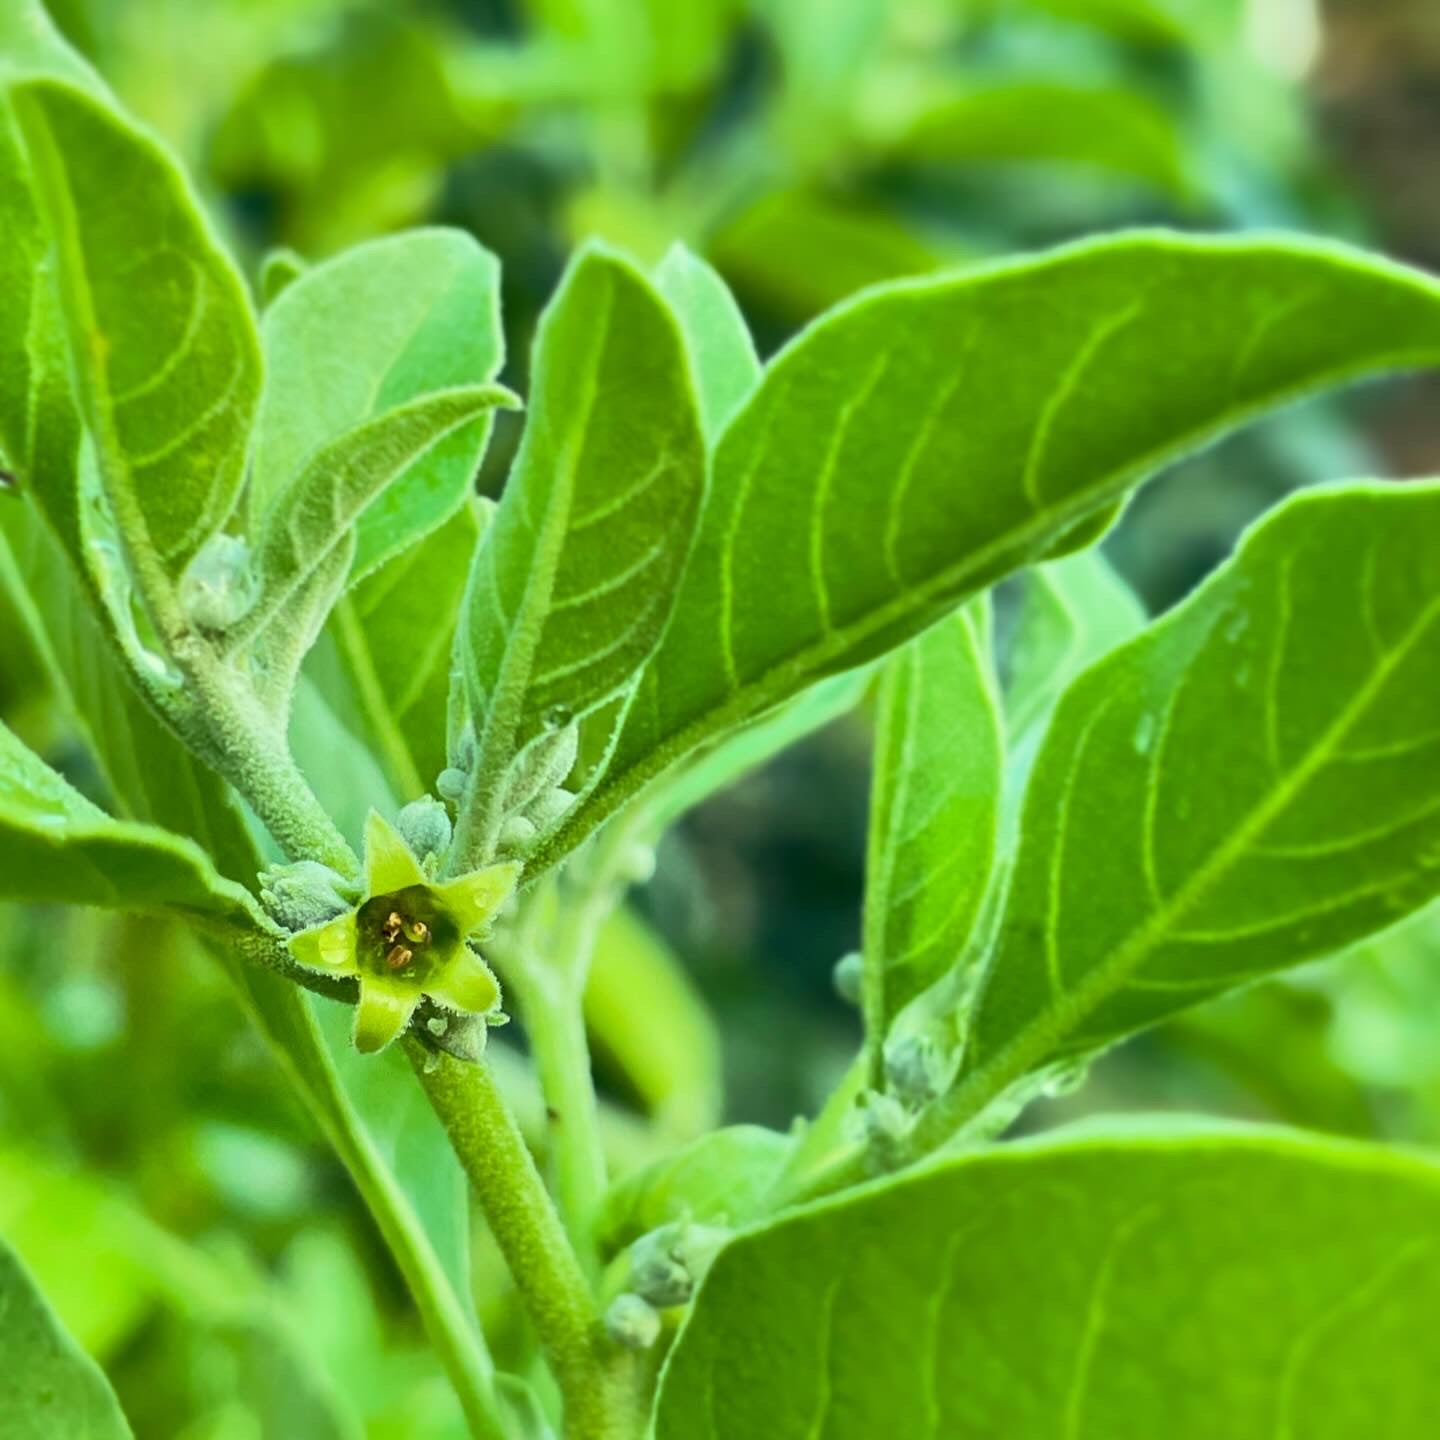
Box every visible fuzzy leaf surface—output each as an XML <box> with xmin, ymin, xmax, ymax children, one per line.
<box><xmin>657</xmin><ymin>1123</ymin><xmax>1440</xmax><ymax>1438</ymax></box>
<box><xmin>461</xmin><ymin>246</ymin><xmax>705</xmax><ymax>791</ymax></box>
<box><xmin>14</xmin><ymin>78</ymin><xmax>261</xmax><ymax>583</ymax></box>
<box><xmin>949</xmin><ymin>483</ymin><xmax>1440</xmax><ymax>1132</ymax></box>
<box><xmin>0</xmin><ymin>718</ymin><xmax>264</xmax><ymax>927</ymax></box>
<box><xmin>250</xmin><ymin>228</ymin><xmax>505</xmax><ymax>580</ymax></box>
<box><xmin>863</xmin><ymin>604</ymin><xmax>1002</xmax><ymax>1042</ymax></box>
<box><xmin>654</xmin><ymin>243</ymin><xmax>760</xmax><ymax>442</ymax></box>
<box><xmin>0</xmin><ymin>1234</ymin><xmax>133</xmax><ymax>1439</ymax></box>
<box><xmin>245</xmin><ymin>384</ymin><xmax>513</xmax><ymax>670</ymax></box>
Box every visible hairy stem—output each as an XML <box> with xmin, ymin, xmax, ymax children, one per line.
<box><xmin>411</xmin><ymin>1044</ymin><xmax>648</xmax><ymax>1439</ymax></box>
<box><xmin>498</xmin><ymin>934</ymin><xmax>608</xmax><ymax>1263</ymax></box>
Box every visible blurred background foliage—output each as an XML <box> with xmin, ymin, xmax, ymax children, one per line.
<box><xmin>4</xmin><ymin>0</ymin><xmax>1440</xmax><ymax>1433</ymax></box>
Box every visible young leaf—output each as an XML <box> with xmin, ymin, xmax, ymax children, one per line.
<box><xmin>537</xmin><ymin>232</ymin><xmax>1440</xmax><ymax>873</ymax></box>
<box><xmin>312</xmin><ymin>501</ymin><xmax>484</xmax><ymax>801</ymax></box>
<box><xmin>596</xmin><ymin>1125</ymin><xmax>792</xmax><ymax>1258</ymax></box>
<box><xmin>657</xmin><ymin>1122</ymin><xmax>1440</xmax><ymax>1438</ymax></box>
<box><xmin>458</xmin><ymin>245</ymin><xmax>706</xmax><ymax>850</ymax></box>
<box><xmin>13</xmin><ymin>78</ymin><xmax>262</xmax><ymax>590</ymax></box>
<box><xmin>654</xmin><ymin>243</ymin><xmax>760</xmax><ymax>442</ymax></box>
<box><xmin>862</xmin><ymin>603</ymin><xmax>1002</xmax><ymax>1053</ymax></box>
<box><xmin>0</xmin><ymin>1233</ymin><xmax>133</xmax><ymax>1439</ymax></box>
<box><xmin>944</xmin><ymin>482</ymin><xmax>1440</xmax><ymax>1138</ymax></box>
<box><xmin>249</xmin><ymin>228</ymin><xmax>505</xmax><ymax>581</ymax></box>
<box><xmin>240</xmin><ymin>384</ymin><xmax>515</xmax><ymax>694</ymax></box>
<box><xmin>0</xmin><ymin>717</ymin><xmax>267</xmax><ymax>929</ymax></box>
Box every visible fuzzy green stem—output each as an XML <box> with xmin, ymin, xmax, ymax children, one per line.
<box><xmin>503</xmin><ymin>947</ymin><xmax>608</xmax><ymax>1262</ymax></box>
<box><xmin>411</xmin><ymin>1045</ymin><xmax>648</xmax><ymax>1439</ymax></box>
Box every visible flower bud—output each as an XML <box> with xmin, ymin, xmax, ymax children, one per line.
<box><xmin>396</xmin><ymin>796</ymin><xmax>452</xmax><ymax>865</ymax></box>
<box><xmin>605</xmin><ymin>1294</ymin><xmax>661</xmax><ymax>1351</ymax></box>
<box><xmin>259</xmin><ymin>861</ymin><xmax>355</xmax><ymax>932</ymax></box>
<box><xmin>179</xmin><ymin>533</ymin><xmax>258</xmax><ymax>631</ymax></box>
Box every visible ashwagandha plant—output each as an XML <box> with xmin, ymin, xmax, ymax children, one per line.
<box><xmin>3</xmin><ymin>4</ymin><xmax>1440</xmax><ymax>1436</ymax></box>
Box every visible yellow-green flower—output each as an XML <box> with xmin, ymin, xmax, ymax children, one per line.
<box><xmin>290</xmin><ymin>811</ymin><xmax>518</xmax><ymax>1054</ymax></box>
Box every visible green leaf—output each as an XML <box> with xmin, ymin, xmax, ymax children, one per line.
<box><xmin>894</xmin><ymin>81</ymin><xmax>1194</xmax><ymax>203</ymax></box>
<box><xmin>250</xmin><ymin>228</ymin><xmax>506</xmax><ymax>582</ymax></box>
<box><xmin>13</xmin><ymin>78</ymin><xmax>262</xmax><ymax>587</ymax></box>
<box><xmin>240</xmin><ymin>384</ymin><xmax>515</xmax><ymax>700</ymax></box>
<box><xmin>312</xmin><ymin>501</ymin><xmax>484</xmax><ymax>802</ymax></box>
<box><xmin>597</xmin><ymin>1125</ymin><xmax>791</xmax><ymax>1258</ymax></box>
<box><xmin>0</xmin><ymin>1231</ymin><xmax>133</xmax><ymax>1439</ymax></box>
<box><xmin>946</xmin><ymin>482</ymin><xmax>1440</xmax><ymax>1138</ymax></box>
<box><xmin>0</xmin><ymin>497</ymin><xmax>258</xmax><ymax>884</ymax></box>
<box><xmin>657</xmin><ymin>1122</ymin><xmax>1440</xmax><ymax>1438</ymax></box>
<box><xmin>654</xmin><ymin>243</ymin><xmax>760</xmax><ymax>443</ymax></box>
<box><xmin>1001</xmin><ymin>547</ymin><xmax>1147</xmax><ymax>748</ymax></box>
<box><xmin>863</xmin><ymin>603</ymin><xmax>1002</xmax><ymax>1051</ymax></box>
<box><xmin>459</xmin><ymin>245</ymin><xmax>706</xmax><ymax>835</ymax></box>
<box><xmin>0</xmin><ymin>4</ymin><xmax>102</xmax><ymax>574</ymax></box>
<box><xmin>538</xmin><ymin>233</ymin><xmax>1440</xmax><ymax>873</ymax></box>
<box><xmin>0</xmin><ymin>717</ymin><xmax>266</xmax><ymax>928</ymax></box>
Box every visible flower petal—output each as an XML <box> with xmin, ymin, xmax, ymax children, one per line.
<box><xmin>429</xmin><ymin>949</ymin><xmax>502</xmax><ymax>1017</ymax></box>
<box><xmin>353</xmin><ymin>976</ymin><xmax>418</xmax><ymax>1054</ymax></box>
<box><xmin>289</xmin><ymin>910</ymin><xmax>358</xmax><ymax>973</ymax></box>
<box><xmin>364</xmin><ymin>810</ymin><xmax>428</xmax><ymax>894</ymax></box>
<box><xmin>435</xmin><ymin>861</ymin><xmax>520</xmax><ymax>936</ymax></box>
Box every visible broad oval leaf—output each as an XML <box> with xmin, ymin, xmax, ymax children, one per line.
<box><xmin>459</xmin><ymin>245</ymin><xmax>706</xmax><ymax>833</ymax></box>
<box><xmin>250</xmin><ymin>228</ymin><xmax>506</xmax><ymax>581</ymax></box>
<box><xmin>945</xmin><ymin>482</ymin><xmax>1440</xmax><ymax>1136</ymax></box>
<box><xmin>0</xmin><ymin>717</ymin><xmax>266</xmax><ymax>928</ymax></box>
<box><xmin>13</xmin><ymin>77</ymin><xmax>262</xmax><ymax>584</ymax></box>
<box><xmin>657</xmin><ymin>1123</ymin><xmax>1440</xmax><ymax>1439</ymax></box>
<box><xmin>538</xmin><ymin>232</ymin><xmax>1440</xmax><ymax>872</ymax></box>
<box><xmin>0</xmin><ymin>1233</ymin><xmax>133</xmax><ymax>1439</ymax></box>
<box><xmin>863</xmin><ymin>603</ymin><xmax>1002</xmax><ymax>1049</ymax></box>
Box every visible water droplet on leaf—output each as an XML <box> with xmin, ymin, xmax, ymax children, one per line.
<box><xmin>1133</xmin><ymin>712</ymin><xmax>1157</xmax><ymax>755</ymax></box>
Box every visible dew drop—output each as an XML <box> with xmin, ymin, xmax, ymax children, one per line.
<box><xmin>542</xmin><ymin>703</ymin><xmax>573</xmax><ymax>731</ymax></box>
<box><xmin>1223</xmin><ymin>609</ymin><xmax>1250</xmax><ymax>643</ymax></box>
<box><xmin>1132</xmin><ymin>712</ymin><xmax>1157</xmax><ymax>756</ymax></box>
<box><xmin>1038</xmin><ymin>1057</ymin><xmax>1091</xmax><ymax>1099</ymax></box>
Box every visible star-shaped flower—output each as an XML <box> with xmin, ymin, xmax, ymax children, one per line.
<box><xmin>289</xmin><ymin>811</ymin><xmax>518</xmax><ymax>1054</ymax></box>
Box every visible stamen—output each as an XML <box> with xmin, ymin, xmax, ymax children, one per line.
<box><xmin>403</xmin><ymin>919</ymin><xmax>430</xmax><ymax>945</ymax></box>
<box><xmin>380</xmin><ymin>911</ymin><xmax>404</xmax><ymax>944</ymax></box>
<box><xmin>385</xmin><ymin>944</ymin><xmax>414</xmax><ymax>971</ymax></box>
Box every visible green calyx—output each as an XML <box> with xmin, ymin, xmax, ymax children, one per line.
<box><xmin>289</xmin><ymin>811</ymin><xmax>519</xmax><ymax>1053</ymax></box>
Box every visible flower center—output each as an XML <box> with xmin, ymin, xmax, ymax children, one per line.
<box><xmin>356</xmin><ymin>886</ymin><xmax>460</xmax><ymax>985</ymax></box>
